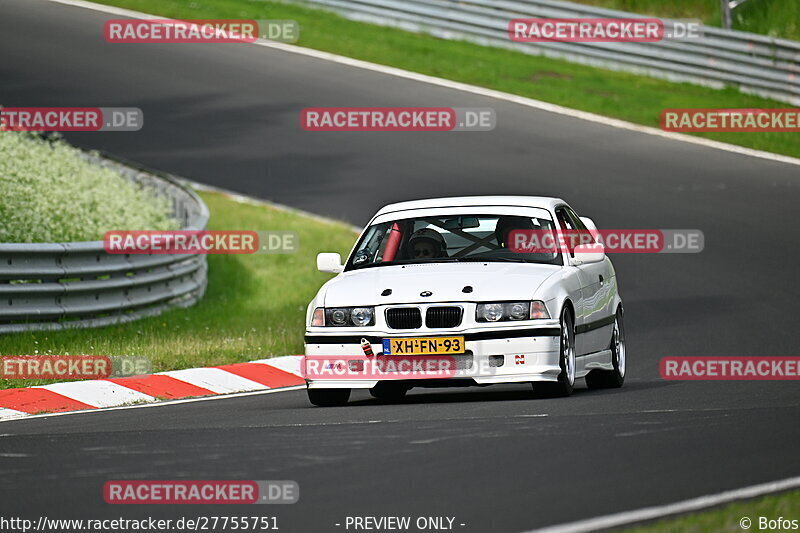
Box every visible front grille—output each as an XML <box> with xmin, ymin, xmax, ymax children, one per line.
<box><xmin>425</xmin><ymin>306</ymin><xmax>463</xmax><ymax>328</ymax></box>
<box><xmin>386</xmin><ymin>307</ymin><xmax>422</xmax><ymax>329</ymax></box>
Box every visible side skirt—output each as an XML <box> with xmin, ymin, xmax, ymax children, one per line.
<box><xmin>576</xmin><ymin>349</ymin><xmax>613</xmax><ymax>378</ymax></box>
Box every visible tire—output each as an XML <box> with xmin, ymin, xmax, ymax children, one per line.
<box><xmin>307</xmin><ymin>388</ymin><xmax>351</xmax><ymax>407</ymax></box>
<box><xmin>533</xmin><ymin>307</ymin><xmax>576</xmax><ymax>398</ymax></box>
<box><xmin>369</xmin><ymin>382</ymin><xmax>409</xmax><ymax>401</ymax></box>
<box><xmin>585</xmin><ymin>308</ymin><xmax>626</xmax><ymax>389</ymax></box>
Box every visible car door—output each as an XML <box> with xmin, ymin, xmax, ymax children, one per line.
<box><xmin>555</xmin><ymin>206</ymin><xmax>612</xmax><ymax>355</ymax></box>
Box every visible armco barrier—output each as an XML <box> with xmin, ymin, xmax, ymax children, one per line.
<box><xmin>0</xmin><ymin>154</ymin><xmax>210</xmax><ymax>333</ymax></box>
<box><xmin>293</xmin><ymin>0</ymin><xmax>800</xmax><ymax>105</ymax></box>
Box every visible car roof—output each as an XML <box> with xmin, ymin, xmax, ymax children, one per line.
<box><xmin>375</xmin><ymin>196</ymin><xmax>565</xmax><ymax>216</ymax></box>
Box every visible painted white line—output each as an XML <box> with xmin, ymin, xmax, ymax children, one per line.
<box><xmin>252</xmin><ymin>356</ymin><xmax>304</xmax><ymax>377</ymax></box>
<box><xmin>527</xmin><ymin>475</ymin><xmax>800</xmax><ymax>533</ymax></box>
<box><xmin>34</xmin><ymin>380</ymin><xmax>155</xmax><ymax>408</ymax></box>
<box><xmin>160</xmin><ymin>367</ymin><xmax>269</xmax><ymax>394</ymax></box>
<box><xmin>0</xmin><ymin>408</ymin><xmax>27</xmax><ymax>421</ymax></box>
<box><xmin>0</xmin><ymin>385</ymin><xmax>307</xmax><ymax>424</ymax></box>
<box><xmin>47</xmin><ymin>0</ymin><xmax>800</xmax><ymax>168</ymax></box>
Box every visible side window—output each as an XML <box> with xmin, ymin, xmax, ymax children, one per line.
<box><xmin>563</xmin><ymin>206</ymin><xmax>595</xmax><ymax>248</ymax></box>
<box><xmin>555</xmin><ymin>208</ymin><xmax>574</xmax><ymax>230</ymax></box>
<box><xmin>555</xmin><ymin>208</ymin><xmax>575</xmax><ymax>257</ymax></box>
<box><xmin>564</xmin><ymin>207</ymin><xmax>588</xmax><ymax>231</ymax></box>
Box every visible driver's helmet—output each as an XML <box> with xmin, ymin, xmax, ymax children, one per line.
<box><xmin>495</xmin><ymin>216</ymin><xmax>535</xmax><ymax>248</ymax></box>
<box><xmin>408</xmin><ymin>228</ymin><xmax>447</xmax><ymax>259</ymax></box>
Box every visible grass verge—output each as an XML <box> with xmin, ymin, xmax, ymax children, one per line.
<box><xmin>0</xmin><ymin>189</ymin><xmax>358</xmax><ymax>389</ymax></box>
<box><xmin>622</xmin><ymin>488</ymin><xmax>800</xmax><ymax>532</ymax></box>
<box><xmin>94</xmin><ymin>0</ymin><xmax>800</xmax><ymax>159</ymax></box>
<box><xmin>571</xmin><ymin>0</ymin><xmax>799</xmax><ymax>40</ymax></box>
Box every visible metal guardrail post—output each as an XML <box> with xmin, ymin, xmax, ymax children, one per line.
<box><xmin>720</xmin><ymin>0</ymin><xmax>732</xmax><ymax>30</ymax></box>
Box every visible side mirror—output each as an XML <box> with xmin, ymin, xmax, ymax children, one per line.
<box><xmin>317</xmin><ymin>252</ymin><xmax>344</xmax><ymax>273</ymax></box>
<box><xmin>573</xmin><ymin>243</ymin><xmax>605</xmax><ymax>265</ymax></box>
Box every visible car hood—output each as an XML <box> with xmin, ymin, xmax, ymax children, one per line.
<box><xmin>322</xmin><ymin>263</ymin><xmax>560</xmax><ymax>306</ymax></box>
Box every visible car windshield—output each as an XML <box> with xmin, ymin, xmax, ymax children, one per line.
<box><xmin>345</xmin><ymin>213</ymin><xmax>562</xmax><ymax>270</ymax></box>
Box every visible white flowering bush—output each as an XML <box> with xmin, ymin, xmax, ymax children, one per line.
<box><xmin>0</xmin><ymin>131</ymin><xmax>179</xmax><ymax>243</ymax></box>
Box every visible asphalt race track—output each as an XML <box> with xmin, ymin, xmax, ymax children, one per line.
<box><xmin>1</xmin><ymin>0</ymin><xmax>799</xmax><ymax>531</ymax></box>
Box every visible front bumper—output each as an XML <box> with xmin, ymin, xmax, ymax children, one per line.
<box><xmin>304</xmin><ymin>325</ymin><xmax>561</xmax><ymax>388</ymax></box>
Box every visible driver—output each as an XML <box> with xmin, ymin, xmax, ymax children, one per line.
<box><xmin>408</xmin><ymin>228</ymin><xmax>447</xmax><ymax>259</ymax></box>
<box><xmin>494</xmin><ymin>216</ymin><xmax>536</xmax><ymax>249</ymax></box>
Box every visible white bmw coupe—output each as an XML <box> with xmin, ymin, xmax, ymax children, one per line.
<box><xmin>304</xmin><ymin>196</ymin><xmax>625</xmax><ymax>406</ymax></box>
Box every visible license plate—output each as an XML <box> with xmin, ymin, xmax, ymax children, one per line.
<box><xmin>382</xmin><ymin>336</ymin><xmax>464</xmax><ymax>355</ymax></box>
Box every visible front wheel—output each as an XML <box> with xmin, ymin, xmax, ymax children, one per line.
<box><xmin>307</xmin><ymin>388</ymin><xmax>351</xmax><ymax>407</ymax></box>
<box><xmin>533</xmin><ymin>307</ymin><xmax>576</xmax><ymax>398</ymax></box>
<box><xmin>585</xmin><ymin>308</ymin><xmax>626</xmax><ymax>389</ymax></box>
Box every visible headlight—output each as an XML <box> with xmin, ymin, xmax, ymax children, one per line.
<box><xmin>477</xmin><ymin>303</ymin><xmax>504</xmax><ymax>322</ymax></box>
<box><xmin>351</xmin><ymin>307</ymin><xmax>374</xmax><ymax>327</ymax></box>
<box><xmin>324</xmin><ymin>307</ymin><xmax>375</xmax><ymax>326</ymax></box>
<box><xmin>508</xmin><ymin>302</ymin><xmax>528</xmax><ymax>320</ymax></box>
<box><xmin>330</xmin><ymin>308</ymin><xmax>348</xmax><ymax>325</ymax></box>
<box><xmin>476</xmin><ymin>301</ymin><xmax>550</xmax><ymax>322</ymax></box>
